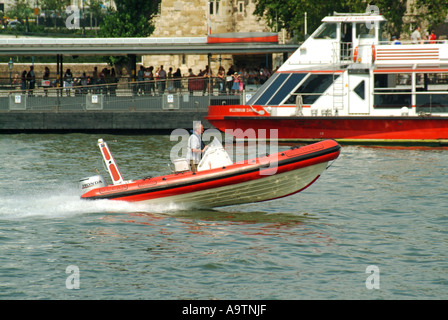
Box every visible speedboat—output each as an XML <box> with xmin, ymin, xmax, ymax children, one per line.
<box><xmin>79</xmin><ymin>138</ymin><xmax>340</xmax><ymax>208</ymax></box>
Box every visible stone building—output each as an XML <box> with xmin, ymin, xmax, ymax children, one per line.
<box><xmin>145</xmin><ymin>0</ymin><xmax>277</xmax><ymax>76</ymax></box>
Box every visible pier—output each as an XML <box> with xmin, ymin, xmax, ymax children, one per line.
<box><xmin>0</xmin><ymin>77</ymin><xmax>253</xmax><ymax>132</ymax></box>
<box><xmin>0</xmin><ymin>36</ymin><xmax>297</xmax><ymax>132</ymax></box>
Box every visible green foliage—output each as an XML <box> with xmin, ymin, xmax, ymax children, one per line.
<box><xmin>414</xmin><ymin>0</ymin><xmax>448</xmax><ymax>29</ymax></box>
<box><xmin>254</xmin><ymin>0</ymin><xmax>366</xmax><ymax>40</ymax></box>
<box><xmin>40</xmin><ymin>0</ymin><xmax>70</xmax><ymax>14</ymax></box>
<box><xmin>98</xmin><ymin>11</ymin><xmax>155</xmax><ymax>38</ymax></box>
<box><xmin>98</xmin><ymin>0</ymin><xmax>159</xmax><ymax>38</ymax></box>
<box><xmin>6</xmin><ymin>0</ymin><xmax>34</xmax><ymax>20</ymax></box>
<box><xmin>254</xmin><ymin>0</ymin><xmax>448</xmax><ymax>40</ymax></box>
<box><xmin>97</xmin><ymin>0</ymin><xmax>160</xmax><ymax>67</ymax></box>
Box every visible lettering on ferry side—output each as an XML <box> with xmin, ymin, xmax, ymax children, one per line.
<box><xmin>229</xmin><ymin>108</ymin><xmax>247</xmax><ymax>112</ymax></box>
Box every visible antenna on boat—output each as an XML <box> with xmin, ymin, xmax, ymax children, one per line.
<box><xmin>97</xmin><ymin>139</ymin><xmax>125</xmax><ymax>185</ymax></box>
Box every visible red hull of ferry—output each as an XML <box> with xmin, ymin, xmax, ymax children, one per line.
<box><xmin>206</xmin><ymin>105</ymin><xmax>448</xmax><ymax>144</ymax></box>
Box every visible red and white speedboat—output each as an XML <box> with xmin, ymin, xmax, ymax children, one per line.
<box><xmin>207</xmin><ymin>12</ymin><xmax>448</xmax><ymax>146</ymax></box>
<box><xmin>79</xmin><ymin>138</ymin><xmax>340</xmax><ymax>209</ymax></box>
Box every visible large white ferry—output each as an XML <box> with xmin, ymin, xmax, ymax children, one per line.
<box><xmin>207</xmin><ymin>12</ymin><xmax>448</xmax><ymax>145</ymax></box>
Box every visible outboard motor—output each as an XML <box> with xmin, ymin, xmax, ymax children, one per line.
<box><xmin>79</xmin><ymin>175</ymin><xmax>107</xmax><ymax>195</ymax></box>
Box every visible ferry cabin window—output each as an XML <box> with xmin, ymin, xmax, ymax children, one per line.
<box><xmin>416</xmin><ymin>73</ymin><xmax>448</xmax><ymax>89</ymax></box>
<box><xmin>252</xmin><ymin>73</ymin><xmax>288</xmax><ymax>105</ymax></box>
<box><xmin>246</xmin><ymin>73</ymin><xmax>281</xmax><ymax>105</ymax></box>
<box><xmin>341</xmin><ymin>23</ymin><xmax>352</xmax><ymax>43</ymax></box>
<box><xmin>256</xmin><ymin>73</ymin><xmax>289</xmax><ymax>105</ymax></box>
<box><xmin>249</xmin><ymin>73</ymin><xmax>307</xmax><ymax>106</ymax></box>
<box><xmin>380</xmin><ymin>21</ymin><xmax>389</xmax><ymax>42</ymax></box>
<box><xmin>374</xmin><ymin>73</ymin><xmax>411</xmax><ymax>88</ymax></box>
<box><xmin>374</xmin><ymin>73</ymin><xmax>411</xmax><ymax>108</ymax></box>
<box><xmin>416</xmin><ymin>73</ymin><xmax>448</xmax><ymax>113</ymax></box>
<box><xmin>355</xmin><ymin>22</ymin><xmax>375</xmax><ymax>39</ymax></box>
<box><xmin>354</xmin><ymin>81</ymin><xmax>365</xmax><ymax>100</ymax></box>
<box><xmin>292</xmin><ymin>74</ymin><xmax>339</xmax><ymax>105</ymax></box>
<box><xmin>268</xmin><ymin>73</ymin><xmax>307</xmax><ymax>105</ymax></box>
<box><xmin>313</xmin><ymin>23</ymin><xmax>337</xmax><ymax>39</ymax></box>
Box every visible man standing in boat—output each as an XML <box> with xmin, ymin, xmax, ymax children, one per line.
<box><xmin>187</xmin><ymin>122</ymin><xmax>208</xmax><ymax>173</ymax></box>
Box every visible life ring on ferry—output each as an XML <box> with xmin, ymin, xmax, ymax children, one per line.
<box><xmin>353</xmin><ymin>46</ymin><xmax>359</xmax><ymax>62</ymax></box>
<box><xmin>353</xmin><ymin>45</ymin><xmax>376</xmax><ymax>63</ymax></box>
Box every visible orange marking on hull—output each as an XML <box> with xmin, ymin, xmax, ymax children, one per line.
<box><xmin>102</xmin><ymin>147</ymin><xmax>111</xmax><ymax>161</ymax></box>
<box><xmin>109</xmin><ymin>164</ymin><xmax>121</xmax><ymax>182</ymax></box>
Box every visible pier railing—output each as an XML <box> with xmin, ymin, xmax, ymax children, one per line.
<box><xmin>0</xmin><ymin>76</ymin><xmax>260</xmax><ymax>112</ymax></box>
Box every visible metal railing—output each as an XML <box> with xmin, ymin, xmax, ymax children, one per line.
<box><xmin>0</xmin><ymin>76</ymin><xmax>261</xmax><ymax>112</ymax></box>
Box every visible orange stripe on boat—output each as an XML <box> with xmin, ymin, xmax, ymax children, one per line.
<box><xmin>109</xmin><ymin>164</ymin><xmax>121</xmax><ymax>182</ymax></box>
<box><xmin>102</xmin><ymin>147</ymin><xmax>111</xmax><ymax>161</ymax></box>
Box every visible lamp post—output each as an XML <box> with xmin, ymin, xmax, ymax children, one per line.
<box><xmin>8</xmin><ymin>57</ymin><xmax>14</xmax><ymax>86</ymax></box>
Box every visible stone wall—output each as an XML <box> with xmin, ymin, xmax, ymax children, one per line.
<box><xmin>144</xmin><ymin>0</ymin><xmax>272</xmax><ymax>76</ymax></box>
<box><xmin>152</xmin><ymin>0</ymin><xmax>268</xmax><ymax>38</ymax></box>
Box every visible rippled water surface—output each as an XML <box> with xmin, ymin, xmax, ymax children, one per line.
<box><xmin>0</xmin><ymin>133</ymin><xmax>447</xmax><ymax>300</ymax></box>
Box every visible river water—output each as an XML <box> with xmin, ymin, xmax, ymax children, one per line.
<box><xmin>0</xmin><ymin>133</ymin><xmax>447</xmax><ymax>300</ymax></box>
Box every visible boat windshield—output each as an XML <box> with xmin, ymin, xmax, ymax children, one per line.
<box><xmin>355</xmin><ymin>22</ymin><xmax>375</xmax><ymax>39</ymax></box>
<box><xmin>313</xmin><ymin>23</ymin><xmax>337</xmax><ymax>39</ymax></box>
<box><xmin>197</xmin><ymin>137</ymin><xmax>233</xmax><ymax>172</ymax></box>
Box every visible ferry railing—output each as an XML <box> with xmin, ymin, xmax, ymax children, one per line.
<box><xmin>377</xmin><ymin>40</ymin><xmax>448</xmax><ymax>45</ymax></box>
<box><xmin>0</xmin><ymin>76</ymin><xmax>258</xmax><ymax>112</ymax></box>
<box><xmin>336</xmin><ymin>40</ymin><xmax>448</xmax><ymax>64</ymax></box>
<box><xmin>340</xmin><ymin>42</ymin><xmax>353</xmax><ymax>62</ymax></box>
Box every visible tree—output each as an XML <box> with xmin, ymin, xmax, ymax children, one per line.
<box><xmin>40</xmin><ymin>0</ymin><xmax>70</xmax><ymax>29</ymax></box>
<box><xmin>85</xmin><ymin>0</ymin><xmax>107</xmax><ymax>35</ymax></box>
<box><xmin>98</xmin><ymin>0</ymin><xmax>160</xmax><ymax>38</ymax></box>
<box><xmin>254</xmin><ymin>0</ymin><xmax>448</xmax><ymax>41</ymax></box>
<box><xmin>254</xmin><ymin>0</ymin><xmax>368</xmax><ymax>41</ymax></box>
<box><xmin>370</xmin><ymin>0</ymin><xmax>407</xmax><ymax>37</ymax></box>
<box><xmin>40</xmin><ymin>0</ymin><xmax>70</xmax><ymax>14</ymax></box>
<box><xmin>6</xmin><ymin>0</ymin><xmax>33</xmax><ymax>22</ymax></box>
<box><xmin>98</xmin><ymin>0</ymin><xmax>161</xmax><ymax>68</ymax></box>
<box><xmin>413</xmin><ymin>0</ymin><xmax>448</xmax><ymax>31</ymax></box>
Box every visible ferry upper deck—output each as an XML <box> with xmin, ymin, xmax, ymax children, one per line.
<box><xmin>246</xmin><ymin>12</ymin><xmax>448</xmax><ymax>116</ymax></box>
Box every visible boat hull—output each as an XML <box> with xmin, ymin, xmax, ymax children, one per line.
<box><xmin>81</xmin><ymin>140</ymin><xmax>341</xmax><ymax>208</ymax></box>
<box><xmin>206</xmin><ymin>107</ymin><xmax>448</xmax><ymax>145</ymax></box>
<box><xmin>120</xmin><ymin>162</ymin><xmax>326</xmax><ymax>208</ymax></box>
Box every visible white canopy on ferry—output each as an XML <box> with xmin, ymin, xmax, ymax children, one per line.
<box><xmin>322</xmin><ymin>15</ymin><xmax>386</xmax><ymax>22</ymax></box>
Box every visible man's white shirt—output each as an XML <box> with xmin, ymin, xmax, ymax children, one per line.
<box><xmin>187</xmin><ymin>134</ymin><xmax>201</xmax><ymax>163</ymax></box>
